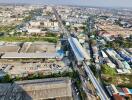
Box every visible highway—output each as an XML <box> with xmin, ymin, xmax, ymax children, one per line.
<box><xmin>68</xmin><ymin>36</ymin><xmax>109</xmax><ymax>100</ymax></box>
<box><xmin>52</xmin><ymin>7</ymin><xmax>70</xmax><ymax>37</ymax></box>
<box><xmin>83</xmin><ymin>62</ymin><xmax>109</xmax><ymax>100</ymax></box>
<box><xmin>53</xmin><ymin>7</ymin><xmax>109</xmax><ymax>100</ymax></box>
<box><xmin>68</xmin><ymin>37</ymin><xmax>109</xmax><ymax>100</ymax></box>
<box><xmin>68</xmin><ymin>37</ymin><xmax>109</xmax><ymax>99</ymax></box>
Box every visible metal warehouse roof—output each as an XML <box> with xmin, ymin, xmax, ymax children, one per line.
<box><xmin>123</xmin><ymin>61</ymin><xmax>131</xmax><ymax>70</ymax></box>
<box><xmin>115</xmin><ymin>59</ymin><xmax>125</xmax><ymax>69</ymax></box>
<box><xmin>1</xmin><ymin>52</ymin><xmax>56</xmax><ymax>59</ymax></box>
<box><xmin>68</xmin><ymin>37</ymin><xmax>90</xmax><ymax>61</ymax></box>
<box><xmin>117</xmin><ymin>51</ymin><xmax>132</xmax><ymax>62</ymax></box>
<box><xmin>0</xmin><ymin>77</ymin><xmax>72</xmax><ymax>100</ymax></box>
<box><xmin>101</xmin><ymin>50</ymin><xmax>108</xmax><ymax>58</ymax></box>
<box><xmin>68</xmin><ymin>37</ymin><xmax>84</xmax><ymax>61</ymax></box>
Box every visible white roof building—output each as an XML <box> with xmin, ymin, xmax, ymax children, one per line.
<box><xmin>1</xmin><ymin>52</ymin><xmax>56</xmax><ymax>59</ymax></box>
<box><xmin>27</xmin><ymin>28</ymin><xmax>41</xmax><ymax>33</ymax></box>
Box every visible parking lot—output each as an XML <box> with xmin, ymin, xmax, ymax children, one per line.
<box><xmin>0</xmin><ymin>59</ymin><xmax>70</xmax><ymax>78</ymax></box>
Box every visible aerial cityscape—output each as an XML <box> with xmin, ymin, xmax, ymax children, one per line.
<box><xmin>0</xmin><ymin>0</ymin><xmax>132</xmax><ymax>100</ymax></box>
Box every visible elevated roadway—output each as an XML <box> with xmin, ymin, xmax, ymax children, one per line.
<box><xmin>68</xmin><ymin>37</ymin><xmax>109</xmax><ymax>100</ymax></box>
<box><xmin>53</xmin><ymin>7</ymin><xmax>109</xmax><ymax>100</ymax></box>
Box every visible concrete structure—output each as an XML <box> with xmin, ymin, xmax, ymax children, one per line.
<box><xmin>68</xmin><ymin>37</ymin><xmax>90</xmax><ymax>62</ymax></box>
<box><xmin>83</xmin><ymin>62</ymin><xmax>109</xmax><ymax>100</ymax></box>
<box><xmin>0</xmin><ymin>77</ymin><xmax>73</xmax><ymax>100</ymax></box>
<box><xmin>68</xmin><ymin>37</ymin><xmax>109</xmax><ymax>100</ymax></box>
<box><xmin>1</xmin><ymin>52</ymin><xmax>56</xmax><ymax>59</ymax></box>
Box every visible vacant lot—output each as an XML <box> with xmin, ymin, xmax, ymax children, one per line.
<box><xmin>102</xmin><ymin>73</ymin><xmax>132</xmax><ymax>88</ymax></box>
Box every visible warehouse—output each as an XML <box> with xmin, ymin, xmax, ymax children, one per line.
<box><xmin>123</xmin><ymin>61</ymin><xmax>131</xmax><ymax>70</ymax></box>
<box><xmin>1</xmin><ymin>52</ymin><xmax>56</xmax><ymax>59</ymax></box>
<box><xmin>0</xmin><ymin>77</ymin><xmax>73</xmax><ymax>100</ymax></box>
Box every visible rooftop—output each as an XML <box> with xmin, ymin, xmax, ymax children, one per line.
<box><xmin>1</xmin><ymin>52</ymin><xmax>56</xmax><ymax>59</ymax></box>
<box><xmin>0</xmin><ymin>77</ymin><xmax>73</xmax><ymax>100</ymax></box>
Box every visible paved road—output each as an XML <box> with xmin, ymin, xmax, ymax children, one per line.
<box><xmin>83</xmin><ymin>62</ymin><xmax>110</xmax><ymax>100</ymax></box>
<box><xmin>52</xmin><ymin>7</ymin><xmax>70</xmax><ymax>37</ymax></box>
<box><xmin>72</xmin><ymin>83</ymin><xmax>80</xmax><ymax>100</ymax></box>
<box><xmin>53</xmin><ymin>7</ymin><xmax>109</xmax><ymax>100</ymax></box>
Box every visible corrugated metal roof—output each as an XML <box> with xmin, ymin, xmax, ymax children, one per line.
<box><xmin>68</xmin><ymin>37</ymin><xmax>90</xmax><ymax>61</ymax></box>
<box><xmin>117</xmin><ymin>51</ymin><xmax>132</xmax><ymax>62</ymax></box>
<box><xmin>107</xmin><ymin>63</ymin><xmax>116</xmax><ymax>68</ymax></box>
<box><xmin>68</xmin><ymin>37</ymin><xmax>84</xmax><ymax>61</ymax></box>
<box><xmin>0</xmin><ymin>77</ymin><xmax>72</xmax><ymax>100</ymax></box>
<box><xmin>111</xmin><ymin>84</ymin><xmax>119</xmax><ymax>94</ymax></box>
<box><xmin>129</xmin><ymin>89</ymin><xmax>132</xmax><ymax>94</ymax></box>
<box><xmin>101</xmin><ymin>50</ymin><xmax>108</xmax><ymax>58</ymax></box>
<box><xmin>72</xmin><ymin>37</ymin><xmax>90</xmax><ymax>60</ymax></box>
<box><xmin>123</xmin><ymin>61</ymin><xmax>131</xmax><ymax>70</ymax></box>
<box><xmin>1</xmin><ymin>52</ymin><xmax>56</xmax><ymax>59</ymax></box>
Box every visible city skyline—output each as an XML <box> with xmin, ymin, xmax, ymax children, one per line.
<box><xmin>0</xmin><ymin>3</ymin><xmax>132</xmax><ymax>100</ymax></box>
<box><xmin>0</xmin><ymin>0</ymin><xmax>132</xmax><ymax>8</ymax></box>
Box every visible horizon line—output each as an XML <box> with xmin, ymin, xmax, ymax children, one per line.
<box><xmin>0</xmin><ymin>2</ymin><xmax>132</xmax><ymax>9</ymax></box>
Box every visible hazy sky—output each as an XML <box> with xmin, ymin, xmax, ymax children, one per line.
<box><xmin>0</xmin><ymin>0</ymin><xmax>132</xmax><ymax>7</ymax></box>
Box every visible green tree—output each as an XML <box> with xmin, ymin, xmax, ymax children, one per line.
<box><xmin>101</xmin><ymin>64</ymin><xmax>116</xmax><ymax>76</ymax></box>
<box><xmin>2</xmin><ymin>74</ymin><xmax>11</xmax><ymax>82</ymax></box>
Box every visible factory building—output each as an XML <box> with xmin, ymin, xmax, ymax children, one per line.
<box><xmin>0</xmin><ymin>77</ymin><xmax>73</xmax><ymax>100</ymax></box>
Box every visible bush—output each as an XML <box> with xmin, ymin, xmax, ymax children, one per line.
<box><xmin>0</xmin><ymin>74</ymin><xmax>12</xmax><ymax>83</ymax></box>
<box><xmin>101</xmin><ymin>64</ymin><xmax>116</xmax><ymax>76</ymax></box>
<box><xmin>45</xmin><ymin>32</ymin><xmax>57</xmax><ymax>37</ymax></box>
<box><xmin>0</xmin><ymin>36</ymin><xmax>58</xmax><ymax>43</ymax></box>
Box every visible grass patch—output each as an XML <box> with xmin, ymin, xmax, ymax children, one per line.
<box><xmin>0</xmin><ymin>36</ymin><xmax>58</xmax><ymax>43</ymax></box>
